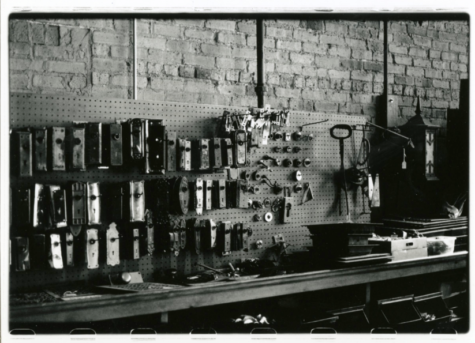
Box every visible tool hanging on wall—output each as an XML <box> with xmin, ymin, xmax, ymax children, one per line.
<box><xmin>17</xmin><ymin>130</ymin><xmax>33</xmax><ymax>177</ymax></box>
<box><xmin>34</xmin><ymin>128</ymin><xmax>48</xmax><ymax>172</ymax></box>
<box><xmin>48</xmin><ymin>233</ymin><xmax>64</xmax><ymax>269</ymax></box>
<box><xmin>330</xmin><ymin>124</ymin><xmax>353</xmax><ymax>221</ymax></box>
<box><xmin>106</xmin><ymin>223</ymin><xmax>120</xmax><ymax>266</ymax></box>
<box><xmin>372</xmin><ymin>174</ymin><xmax>381</xmax><ymax>208</ymax></box>
<box><xmin>106</xmin><ymin>123</ymin><xmax>123</xmax><ymax>167</ymax></box>
<box><xmin>86</xmin><ymin>123</ymin><xmax>102</xmax><ymax>167</ymax></box>
<box><xmin>69</xmin><ymin>124</ymin><xmax>86</xmax><ymax>171</ymax></box>
<box><xmin>301</xmin><ymin>183</ymin><xmax>314</xmax><ymax>205</ymax></box>
<box><xmin>51</xmin><ymin>127</ymin><xmax>66</xmax><ymax>171</ymax></box>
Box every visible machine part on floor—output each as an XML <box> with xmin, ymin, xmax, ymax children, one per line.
<box><xmin>330</xmin><ymin>124</ymin><xmax>353</xmax><ymax>219</ymax></box>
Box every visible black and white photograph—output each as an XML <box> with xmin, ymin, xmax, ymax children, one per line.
<box><xmin>1</xmin><ymin>0</ymin><xmax>473</xmax><ymax>340</ymax></box>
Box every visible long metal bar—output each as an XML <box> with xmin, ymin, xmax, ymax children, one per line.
<box><xmin>365</xmin><ymin>121</ymin><xmax>412</xmax><ymax>145</ymax></box>
<box><xmin>255</xmin><ymin>19</ymin><xmax>266</xmax><ymax>108</ymax></box>
<box><xmin>133</xmin><ymin>18</ymin><xmax>137</xmax><ymax>100</ymax></box>
<box><xmin>382</xmin><ymin>19</ymin><xmax>388</xmax><ymax>127</ymax></box>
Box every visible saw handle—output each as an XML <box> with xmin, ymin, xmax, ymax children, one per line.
<box><xmin>330</xmin><ymin>124</ymin><xmax>353</xmax><ymax>140</ymax></box>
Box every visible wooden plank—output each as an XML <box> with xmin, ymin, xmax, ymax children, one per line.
<box><xmin>9</xmin><ymin>252</ymin><xmax>467</xmax><ymax>324</ymax></box>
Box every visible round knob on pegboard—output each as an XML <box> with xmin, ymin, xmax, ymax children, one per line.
<box><xmin>264</xmin><ymin>212</ymin><xmax>273</xmax><ymax>222</ymax></box>
<box><xmin>293</xmin><ymin>131</ymin><xmax>302</xmax><ymax>141</ymax></box>
<box><xmin>294</xmin><ymin>170</ymin><xmax>303</xmax><ymax>181</ymax></box>
<box><xmin>283</xmin><ymin>159</ymin><xmax>292</xmax><ymax>167</ymax></box>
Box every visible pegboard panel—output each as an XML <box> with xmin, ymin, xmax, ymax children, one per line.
<box><xmin>9</xmin><ymin>93</ymin><xmax>370</xmax><ymax>292</ymax></box>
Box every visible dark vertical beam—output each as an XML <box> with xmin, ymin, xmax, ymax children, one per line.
<box><xmin>382</xmin><ymin>19</ymin><xmax>389</xmax><ymax>128</ymax></box>
<box><xmin>255</xmin><ymin>19</ymin><xmax>266</xmax><ymax>108</ymax></box>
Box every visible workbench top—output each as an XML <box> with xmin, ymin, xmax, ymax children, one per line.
<box><xmin>10</xmin><ymin>252</ymin><xmax>468</xmax><ymax>324</ymax></box>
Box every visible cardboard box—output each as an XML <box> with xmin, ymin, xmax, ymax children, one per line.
<box><xmin>368</xmin><ymin>237</ymin><xmax>427</xmax><ymax>261</ymax></box>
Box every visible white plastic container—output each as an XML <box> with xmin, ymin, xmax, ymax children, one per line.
<box><xmin>427</xmin><ymin>236</ymin><xmax>456</xmax><ymax>256</ymax></box>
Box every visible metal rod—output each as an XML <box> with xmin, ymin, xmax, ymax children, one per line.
<box><xmin>301</xmin><ymin>119</ymin><xmax>329</xmax><ymax>127</ymax></box>
<box><xmin>195</xmin><ymin>262</ymin><xmax>226</xmax><ymax>275</ymax></box>
<box><xmin>382</xmin><ymin>19</ymin><xmax>388</xmax><ymax>128</ymax></box>
<box><xmin>133</xmin><ymin>18</ymin><xmax>137</xmax><ymax>100</ymax></box>
<box><xmin>365</xmin><ymin>122</ymin><xmax>411</xmax><ymax>142</ymax></box>
<box><xmin>255</xmin><ymin>19</ymin><xmax>266</xmax><ymax>108</ymax></box>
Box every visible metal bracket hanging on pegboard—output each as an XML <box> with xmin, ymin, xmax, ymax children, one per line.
<box><xmin>9</xmin><ymin>93</ymin><xmax>369</xmax><ymax>291</ymax></box>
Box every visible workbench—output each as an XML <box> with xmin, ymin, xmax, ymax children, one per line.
<box><xmin>10</xmin><ymin>252</ymin><xmax>468</xmax><ymax>324</ymax></box>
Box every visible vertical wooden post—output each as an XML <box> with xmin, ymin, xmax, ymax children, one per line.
<box><xmin>133</xmin><ymin>19</ymin><xmax>137</xmax><ymax>100</ymax></box>
<box><xmin>255</xmin><ymin>19</ymin><xmax>266</xmax><ymax>108</ymax></box>
<box><xmin>381</xmin><ymin>19</ymin><xmax>389</xmax><ymax>128</ymax></box>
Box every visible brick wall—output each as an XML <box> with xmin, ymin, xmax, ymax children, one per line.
<box><xmin>9</xmin><ymin>18</ymin><xmax>469</xmax><ymax>125</ymax></box>
<box><xmin>9</xmin><ymin>18</ymin><xmax>132</xmax><ymax>98</ymax></box>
